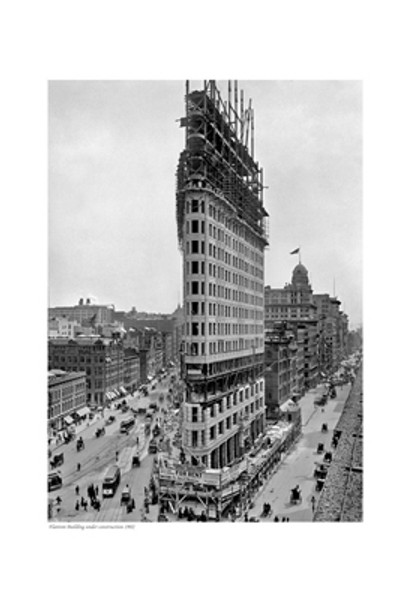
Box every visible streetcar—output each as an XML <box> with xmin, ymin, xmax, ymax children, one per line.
<box><xmin>102</xmin><ymin>465</ymin><xmax>121</xmax><ymax>497</ymax></box>
<box><xmin>120</xmin><ymin>416</ymin><xmax>135</xmax><ymax>434</ymax></box>
<box><xmin>48</xmin><ymin>472</ymin><xmax>63</xmax><ymax>492</ymax></box>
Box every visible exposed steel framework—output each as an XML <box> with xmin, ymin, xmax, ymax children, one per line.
<box><xmin>176</xmin><ymin>80</ymin><xmax>268</xmax><ymax>249</ymax></box>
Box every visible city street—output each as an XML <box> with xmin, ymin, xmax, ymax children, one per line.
<box><xmin>48</xmin><ymin>370</ymin><xmax>179</xmax><ymax>522</ymax></box>
<box><xmin>246</xmin><ymin>379</ymin><xmax>353</xmax><ymax>522</ymax></box>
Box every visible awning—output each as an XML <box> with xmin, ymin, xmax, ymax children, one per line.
<box><xmin>64</xmin><ymin>415</ymin><xmax>74</xmax><ymax>425</ymax></box>
<box><xmin>120</xmin><ymin>386</ymin><xmax>127</xmax><ymax>395</ymax></box>
<box><xmin>76</xmin><ymin>407</ymin><xmax>91</xmax><ymax>418</ymax></box>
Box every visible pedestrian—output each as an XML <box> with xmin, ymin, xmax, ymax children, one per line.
<box><xmin>244</xmin><ymin>512</ymin><xmax>249</xmax><ymax>522</ymax></box>
<box><xmin>75</xmin><ymin>500</ymin><xmax>80</xmax><ymax>511</ymax></box>
<box><xmin>83</xmin><ymin>499</ymin><xmax>88</xmax><ymax>511</ymax></box>
<box><xmin>116</xmin><ymin>451</ymin><xmax>119</xmax><ymax>461</ymax></box>
<box><xmin>75</xmin><ymin>485</ymin><xmax>80</xmax><ymax>496</ymax></box>
<box><xmin>274</xmin><ymin>516</ymin><xmax>279</xmax><ymax>522</ymax></box>
<box><xmin>311</xmin><ymin>495</ymin><xmax>316</xmax><ymax>511</ymax></box>
<box><xmin>77</xmin><ymin>463</ymin><xmax>81</xmax><ymax>472</ymax></box>
<box><xmin>95</xmin><ymin>485</ymin><xmax>99</xmax><ymax>496</ymax></box>
<box><xmin>282</xmin><ymin>517</ymin><xmax>286</xmax><ymax>522</ymax></box>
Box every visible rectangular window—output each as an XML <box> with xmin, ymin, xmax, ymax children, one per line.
<box><xmin>191</xmin><ymin>220</ymin><xmax>199</xmax><ymax>233</ymax></box>
<box><xmin>191</xmin><ymin>281</ymin><xmax>199</xmax><ymax>294</ymax></box>
<box><xmin>191</xmin><ymin>240</ymin><xmax>199</xmax><ymax>253</ymax></box>
<box><xmin>192</xmin><ymin>261</ymin><xmax>199</xmax><ymax>274</ymax></box>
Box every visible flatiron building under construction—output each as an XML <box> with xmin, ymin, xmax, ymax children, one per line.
<box><xmin>176</xmin><ymin>80</ymin><xmax>269</xmax><ymax>469</ymax></box>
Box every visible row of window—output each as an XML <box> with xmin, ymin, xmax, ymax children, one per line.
<box><xmin>185</xmin><ymin>199</ymin><xmax>265</xmax><ymax>257</ymax></box>
<box><xmin>187</xmin><ymin>260</ymin><xmax>263</xmax><ymax>289</ymax></box>
<box><xmin>189</xmin><ymin>383</ymin><xmax>263</xmax><ymax>419</ymax></box>
<box><xmin>186</xmin><ymin>301</ymin><xmax>263</xmax><ymax>322</ymax></box>
<box><xmin>187</xmin><ymin>280</ymin><xmax>263</xmax><ymax>307</ymax></box>
<box><xmin>186</xmin><ymin>239</ymin><xmax>263</xmax><ymax>279</ymax></box>
<box><xmin>187</xmin><ymin>218</ymin><xmax>264</xmax><ymax>265</ymax></box>
<box><xmin>186</xmin><ymin>338</ymin><xmax>263</xmax><ymax>356</ymax></box>
<box><xmin>189</xmin><ymin>401</ymin><xmax>264</xmax><ymax>446</ymax></box>
<box><xmin>187</xmin><ymin>321</ymin><xmax>264</xmax><ymax>337</ymax></box>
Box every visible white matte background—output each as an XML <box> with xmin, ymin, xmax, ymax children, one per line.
<box><xmin>2</xmin><ymin>1</ymin><xmax>408</xmax><ymax>599</ymax></box>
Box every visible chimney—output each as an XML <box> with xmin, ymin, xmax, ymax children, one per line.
<box><xmin>86</xmin><ymin>298</ymin><xmax>91</xmax><ymax>305</ymax></box>
<box><xmin>79</xmin><ymin>298</ymin><xmax>84</xmax><ymax>305</ymax></box>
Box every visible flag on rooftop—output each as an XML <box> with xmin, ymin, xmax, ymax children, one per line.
<box><xmin>290</xmin><ymin>248</ymin><xmax>300</xmax><ymax>255</ymax></box>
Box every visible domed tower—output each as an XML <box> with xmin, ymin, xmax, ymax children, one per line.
<box><xmin>291</xmin><ymin>263</ymin><xmax>312</xmax><ymax>292</ymax></box>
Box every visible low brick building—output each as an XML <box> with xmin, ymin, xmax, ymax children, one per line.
<box><xmin>48</xmin><ymin>369</ymin><xmax>87</xmax><ymax>435</ymax></box>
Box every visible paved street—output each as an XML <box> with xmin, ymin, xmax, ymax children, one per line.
<box><xmin>48</xmin><ymin>370</ymin><xmax>179</xmax><ymax>522</ymax></box>
<box><xmin>246</xmin><ymin>379</ymin><xmax>353</xmax><ymax>522</ymax></box>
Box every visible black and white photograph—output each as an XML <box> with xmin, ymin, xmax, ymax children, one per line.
<box><xmin>5</xmin><ymin>4</ymin><xmax>409</xmax><ymax>598</ymax></box>
<box><xmin>48</xmin><ymin>79</ymin><xmax>362</xmax><ymax>524</ymax></box>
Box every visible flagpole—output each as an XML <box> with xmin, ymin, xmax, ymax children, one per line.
<box><xmin>299</xmin><ymin>245</ymin><xmax>301</xmax><ymax>265</ymax></box>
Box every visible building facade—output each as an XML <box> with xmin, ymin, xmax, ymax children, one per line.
<box><xmin>265</xmin><ymin>263</ymin><xmax>319</xmax><ymax>391</ymax></box>
<box><xmin>48</xmin><ymin>317</ymin><xmax>81</xmax><ymax>339</ymax></box>
<box><xmin>48</xmin><ymin>337</ymin><xmax>124</xmax><ymax>407</ymax></box>
<box><xmin>123</xmin><ymin>348</ymin><xmax>140</xmax><ymax>392</ymax></box>
<box><xmin>48</xmin><ymin>370</ymin><xmax>87</xmax><ymax>435</ymax></box>
<box><xmin>176</xmin><ymin>81</ymin><xmax>269</xmax><ymax>468</ymax></box>
<box><xmin>264</xmin><ymin>324</ymin><xmax>298</xmax><ymax>420</ymax></box>
<box><xmin>48</xmin><ymin>298</ymin><xmax>115</xmax><ymax>327</ymax></box>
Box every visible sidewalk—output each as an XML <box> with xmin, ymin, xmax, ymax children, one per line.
<box><xmin>243</xmin><ymin>381</ymin><xmax>352</xmax><ymax>522</ymax></box>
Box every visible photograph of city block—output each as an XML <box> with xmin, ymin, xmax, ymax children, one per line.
<box><xmin>48</xmin><ymin>80</ymin><xmax>362</xmax><ymax>523</ymax></box>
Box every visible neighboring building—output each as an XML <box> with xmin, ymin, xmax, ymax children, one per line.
<box><xmin>176</xmin><ymin>80</ymin><xmax>269</xmax><ymax>468</ymax></box>
<box><xmin>48</xmin><ymin>369</ymin><xmax>87</xmax><ymax>435</ymax></box>
<box><xmin>48</xmin><ymin>317</ymin><xmax>80</xmax><ymax>339</ymax></box>
<box><xmin>123</xmin><ymin>348</ymin><xmax>140</xmax><ymax>392</ymax></box>
<box><xmin>313</xmin><ymin>293</ymin><xmax>349</xmax><ymax>374</ymax></box>
<box><xmin>48</xmin><ymin>337</ymin><xmax>124</xmax><ymax>407</ymax></box>
<box><xmin>48</xmin><ymin>298</ymin><xmax>115</xmax><ymax>327</ymax></box>
<box><xmin>265</xmin><ymin>263</ymin><xmax>319</xmax><ymax>392</ymax></box>
<box><xmin>264</xmin><ymin>324</ymin><xmax>298</xmax><ymax>420</ymax></box>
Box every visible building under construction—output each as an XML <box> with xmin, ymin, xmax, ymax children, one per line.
<box><xmin>156</xmin><ymin>81</ymin><xmax>273</xmax><ymax>518</ymax></box>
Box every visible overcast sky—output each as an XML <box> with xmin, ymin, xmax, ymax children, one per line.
<box><xmin>49</xmin><ymin>80</ymin><xmax>362</xmax><ymax>328</ymax></box>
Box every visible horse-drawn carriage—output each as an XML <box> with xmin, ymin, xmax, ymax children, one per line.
<box><xmin>317</xmin><ymin>442</ymin><xmax>325</xmax><ymax>454</ymax></box>
<box><xmin>321</xmin><ymin>423</ymin><xmax>328</xmax><ymax>433</ymax></box>
<box><xmin>290</xmin><ymin>486</ymin><xmax>302</xmax><ymax>505</ymax></box>
<box><xmin>313</xmin><ymin>462</ymin><xmax>328</xmax><ymax>479</ymax></box>
<box><xmin>50</xmin><ymin>452</ymin><xmax>64</xmax><ymax>469</ymax></box>
<box><xmin>323</xmin><ymin>451</ymin><xmax>333</xmax><ymax>464</ymax></box>
<box><xmin>316</xmin><ymin>477</ymin><xmax>326</xmax><ymax>492</ymax></box>
<box><xmin>132</xmin><ymin>454</ymin><xmax>140</xmax><ymax>468</ymax></box>
<box><xmin>95</xmin><ymin>427</ymin><xmax>106</xmax><ymax>438</ymax></box>
<box><xmin>76</xmin><ymin>436</ymin><xmax>85</xmax><ymax>452</ymax></box>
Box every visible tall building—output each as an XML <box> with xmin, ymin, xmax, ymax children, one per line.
<box><xmin>313</xmin><ymin>293</ymin><xmax>349</xmax><ymax>374</ymax></box>
<box><xmin>176</xmin><ymin>80</ymin><xmax>269</xmax><ymax>468</ymax></box>
<box><xmin>265</xmin><ymin>263</ymin><xmax>319</xmax><ymax>391</ymax></box>
<box><xmin>264</xmin><ymin>323</ymin><xmax>298</xmax><ymax>419</ymax></box>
